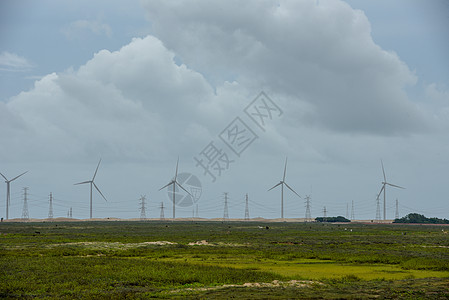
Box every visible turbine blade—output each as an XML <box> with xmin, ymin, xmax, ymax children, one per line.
<box><xmin>92</xmin><ymin>159</ymin><xmax>101</xmax><ymax>181</ymax></box>
<box><xmin>387</xmin><ymin>183</ymin><xmax>405</xmax><ymax>189</ymax></box>
<box><xmin>175</xmin><ymin>157</ymin><xmax>179</xmax><ymax>181</ymax></box>
<box><xmin>10</xmin><ymin>171</ymin><xmax>28</xmax><ymax>182</ymax></box>
<box><xmin>74</xmin><ymin>181</ymin><xmax>91</xmax><ymax>185</ymax></box>
<box><xmin>176</xmin><ymin>181</ymin><xmax>192</xmax><ymax>196</ymax></box>
<box><xmin>268</xmin><ymin>181</ymin><xmax>282</xmax><ymax>191</ymax></box>
<box><xmin>284</xmin><ymin>182</ymin><xmax>301</xmax><ymax>198</ymax></box>
<box><xmin>377</xmin><ymin>184</ymin><xmax>385</xmax><ymax>198</ymax></box>
<box><xmin>381</xmin><ymin>160</ymin><xmax>386</xmax><ymax>182</ymax></box>
<box><xmin>0</xmin><ymin>172</ymin><xmax>8</xmax><ymax>181</ymax></box>
<box><xmin>159</xmin><ymin>181</ymin><xmax>174</xmax><ymax>191</ymax></box>
<box><xmin>283</xmin><ymin>157</ymin><xmax>288</xmax><ymax>181</ymax></box>
<box><xmin>93</xmin><ymin>182</ymin><xmax>107</xmax><ymax>202</ymax></box>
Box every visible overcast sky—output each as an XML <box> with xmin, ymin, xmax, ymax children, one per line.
<box><xmin>1</xmin><ymin>0</ymin><xmax>448</xmax><ymax>220</ymax></box>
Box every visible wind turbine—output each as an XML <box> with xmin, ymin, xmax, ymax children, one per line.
<box><xmin>377</xmin><ymin>160</ymin><xmax>404</xmax><ymax>220</ymax></box>
<box><xmin>74</xmin><ymin>159</ymin><xmax>107</xmax><ymax>219</ymax></box>
<box><xmin>159</xmin><ymin>157</ymin><xmax>192</xmax><ymax>220</ymax></box>
<box><xmin>0</xmin><ymin>171</ymin><xmax>28</xmax><ymax>220</ymax></box>
<box><xmin>268</xmin><ymin>157</ymin><xmax>301</xmax><ymax>219</ymax></box>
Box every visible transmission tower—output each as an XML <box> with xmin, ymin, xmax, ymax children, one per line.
<box><xmin>21</xmin><ymin>187</ymin><xmax>29</xmax><ymax>220</ymax></box>
<box><xmin>323</xmin><ymin>206</ymin><xmax>327</xmax><ymax>222</ymax></box>
<box><xmin>159</xmin><ymin>202</ymin><xmax>165</xmax><ymax>220</ymax></box>
<box><xmin>351</xmin><ymin>200</ymin><xmax>355</xmax><ymax>220</ymax></box>
<box><xmin>395</xmin><ymin>198</ymin><xmax>399</xmax><ymax>219</ymax></box>
<box><xmin>375</xmin><ymin>194</ymin><xmax>381</xmax><ymax>221</ymax></box>
<box><xmin>48</xmin><ymin>192</ymin><xmax>54</xmax><ymax>220</ymax></box>
<box><xmin>70</xmin><ymin>207</ymin><xmax>72</xmax><ymax>218</ymax></box>
<box><xmin>244</xmin><ymin>193</ymin><xmax>250</xmax><ymax>221</ymax></box>
<box><xmin>139</xmin><ymin>195</ymin><xmax>147</xmax><ymax>220</ymax></box>
<box><xmin>304</xmin><ymin>195</ymin><xmax>311</xmax><ymax>222</ymax></box>
<box><xmin>223</xmin><ymin>192</ymin><xmax>229</xmax><ymax>221</ymax></box>
<box><xmin>195</xmin><ymin>204</ymin><xmax>199</xmax><ymax>218</ymax></box>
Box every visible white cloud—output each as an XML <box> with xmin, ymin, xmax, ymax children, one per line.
<box><xmin>0</xmin><ymin>51</ymin><xmax>34</xmax><ymax>71</ymax></box>
<box><xmin>62</xmin><ymin>19</ymin><xmax>113</xmax><ymax>39</ymax></box>
<box><xmin>3</xmin><ymin>36</ymin><xmax>216</xmax><ymax>162</ymax></box>
<box><xmin>142</xmin><ymin>0</ymin><xmax>429</xmax><ymax>135</ymax></box>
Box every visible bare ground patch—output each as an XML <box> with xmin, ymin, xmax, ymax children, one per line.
<box><xmin>168</xmin><ymin>280</ymin><xmax>324</xmax><ymax>294</ymax></box>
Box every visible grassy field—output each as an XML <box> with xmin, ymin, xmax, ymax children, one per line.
<box><xmin>1</xmin><ymin>221</ymin><xmax>448</xmax><ymax>299</ymax></box>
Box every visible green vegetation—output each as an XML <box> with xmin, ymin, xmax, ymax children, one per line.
<box><xmin>394</xmin><ymin>213</ymin><xmax>449</xmax><ymax>224</ymax></box>
<box><xmin>315</xmin><ymin>216</ymin><xmax>350</xmax><ymax>222</ymax></box>
<box><xmin>1</xmin><ymin>221</ymin><xmax>448</xmax><ymax>298</ymax></box>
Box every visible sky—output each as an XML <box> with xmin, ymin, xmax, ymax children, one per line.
<box><xmin>1</xmin><ymin>0</ymin><xmax>448</xmax><ymax>220</ymax></box>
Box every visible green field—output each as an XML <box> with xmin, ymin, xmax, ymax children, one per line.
<box><xmin>1</xmin><ymin>221</ymin><xmax>448</xmax><ymax>299</ymax></box>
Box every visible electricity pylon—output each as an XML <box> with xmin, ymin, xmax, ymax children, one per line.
<box><xmin>22</xmin><ymin>187</ymin><xmax>29</xmax><ymax>221</ymax></box>
<box><xmin>304</xmin><ymin>195</ymin><xmax>311</xmax><ymax>222</ymax></box>
<box><xmin>159</xmin><ymin>202</ymin><xmax>165</xmax><ymax>220</ymax></box>
<box><xmin>244</xmin><ymin>193</ymin><xmax>250</xmax><ymax>221</ymax></box>
<box><xmin>223</xmin><ymin>192</ymin><xmax>229</xmax><ymax>221</ymax></box>
<box><xmin>139</xmin><ymin>195</ymin><xmax>147</xmax><ymax>220</ymax></box>
<box><xmin>48</xmin><ymin>192</ymin><xmax>54</xmax><ymax>220</ymax></box>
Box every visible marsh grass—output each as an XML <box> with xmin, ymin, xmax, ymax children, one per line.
<box><xmin>1</xmin><ymin>221</ymin><xmax>448</xmax><ymax>298</ymax></box>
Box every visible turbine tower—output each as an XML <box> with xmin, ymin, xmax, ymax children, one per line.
<box><xmin>159</xmin><ymin>157</ymin><xmax>192</xmax><ymax>220</ymax></box>
<box><xmin>74</xmin><ymin>159</ymin><xmax>107</xmax><ymax>219</ymax></box>
<box><xmin>268</xmin><ymin>157</ymin><xmax>301</xmax><ymax>219</ymax></box>
<box><xmin>0</xmin><ymin>171</ymin><xmax>28</xmax><ymax>220</ymax></box>
<box><xmin>377</xmin><ymin>160</ymin><xmax>404</xmax><ymax>220</ymax></box>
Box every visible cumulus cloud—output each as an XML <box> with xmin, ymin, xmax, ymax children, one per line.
<box><xmin>0</xmin><ymin>51</ymin><xmax>34</xmax><ymax>71</ymax></box>
<box><xmin>3</xmin><ymin>36</ymin><xmax>216</xmax><ymax>162</ymax></box>
<box><xmin>142</xmin><ymin>0</ymin><xmax>429</xmax><ymax>135</ymax></box>
<box><xmin>62</xmin><ymin>19</ymin><xmax>113</xmax><ymax>39</ymax></box>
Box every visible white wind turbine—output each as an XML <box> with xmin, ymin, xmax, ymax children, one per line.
<box><xmin>159</xmin><ymin>157</ymin><xmax>192</xmax><ymax>220</ymax></box>
<box><xmin>377</xmin><ymin>160</ymin><xmax>404</xmax><ymax>220</ymax></box>
<box><xmin>0</xmin><ymin>171</ymin><xmax>28</xmax><ymax>220</ymax></box>
<box><xmin>74</xmin><ymin>159</ymin><xmax>107</xmax><ymax>219</ymax></box>
<box><xmin>268</xmin><ymin>157</ymin><xmax>301</xmax><ymax>219</ymax></box>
